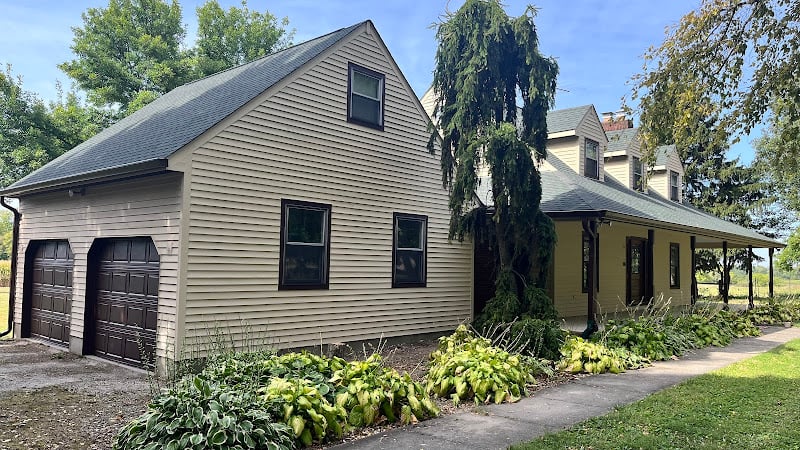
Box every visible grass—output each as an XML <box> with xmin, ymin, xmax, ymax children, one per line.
<box><xmin>0</xmin><ymin>286</ymin><xmax>10</xmax><ymax>339</ymax></box>
<box><xmin>513</xmin><ymin>338</ymin><xmax>800</xmax><ymax>450</ymax></box>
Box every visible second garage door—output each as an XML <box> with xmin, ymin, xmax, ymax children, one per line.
<box><xmin>89</xmin><ymin>238</ymin><xmax>159</xmax><ymax>368</ymax></box>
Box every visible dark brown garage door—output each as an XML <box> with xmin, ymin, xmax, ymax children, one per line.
<box><xmin>27</xmin><ymin>241</ymin><xmax>74</xmax><ymax>346</ymax></box>
<box><xmin>90</xmin><ymin>238</ymin><xmax>159</xmax><ymax>368</ymax></box>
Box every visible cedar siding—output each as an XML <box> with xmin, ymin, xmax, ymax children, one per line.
<box><xmin>177</xmin><ymin>25</ymin><xmax>472</xmax><ymax>349</ymax></box>
<box><xmin>14</xmin><ymin>174</ymin><xmax>182</xmax><ymax>358</ymax></box>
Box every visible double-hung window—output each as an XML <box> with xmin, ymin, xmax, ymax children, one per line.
<box><xmin>670</xmin><ymin>170</ymin><xmax>680</xmax><ymax>201</ymax></box>
<box><xmin>393</xmin><ymin>213</ymin><xmax>427</xmax><ymax>287</ymax></box>
<box><xmin>632</xmin><ymin>156</ymin><xmax>643</xmax><ymax>191</ymax></box>
<box><xmin>584</xmin><ymin>139</ymin><xmax>599</xmax><ymax>179</ymax></box>
<box><xmin>669</xmin><ymin>243</ymin><xmax>680</xmax><ymax>288</ymax></box>
<box><xmin>348</xmin><ymin>63</ymin><xmax>385</xmax><ymax>130</ymax></box>
<box><xmin>279</xmin><ymin>200</ymin><xmax>331</xmax><ymax>290</ymax></box>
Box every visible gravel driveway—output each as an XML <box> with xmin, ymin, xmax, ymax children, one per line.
<box><xmin>0</xmin><ymin>340</ymin><xmax>150</xmax><ymax>450</ymax></box>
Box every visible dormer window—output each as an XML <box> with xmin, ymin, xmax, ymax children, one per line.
<box><xmin>632</xmin><ymin>156</ymin><xmax>643</xmax><ymax>191</ymax></box>
<box><xmin>670</xmin><ymin>170</ymin><xmax>680</xmax><ymax>201</ymax></box>
<box><xmin>348</xmin><ymin>63</ymin><xmax>384</xmax><ymax>130</ymax></box>
<box><xmin>584</xmin><ymin>139</ymin><xmax>599</xmax><ymax>179</ymax></box>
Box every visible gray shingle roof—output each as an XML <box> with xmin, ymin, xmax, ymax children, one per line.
<box><xmin>4</xmin><ymin>22</ymin><xmax>363</xmax><ymax>194</ymax></box>
<box><xmin>654</xmin><ymin>144</ymin><xmax>676</xmax><ymax>167</ymax></box>
<box><xmin>478</xmin><ymin>154</ymin><xmax>781</xmax><ymax>247</ymax></box>
<box><xmin>546</xmin><ymin>105</ymin><xmax>592</xmax><ymax>134</ymax></box>
<box><xmin>605</xmin><ymin>128</ymin><xmax>638</xmax><ymax>154</ymax></box>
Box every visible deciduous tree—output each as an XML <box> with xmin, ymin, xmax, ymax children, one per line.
<box><xmin>194</xmin><ymin>0</ymin><xmax>293</xmax><ymax>77</ymax></box>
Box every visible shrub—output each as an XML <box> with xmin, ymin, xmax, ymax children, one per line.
<box><xmin>746</xmin><ymin>297</ymin><xmax>800</xmax><ymax>325</ymax></box>
<box><xmin>601</xmin><ymin>318</ymin><xmax>672</xmax><ymax>361</ymax></box>
<box><xmin>557</xmin><ymin>336</ymin><xmax>649</xmax><ymax>374</ymax></box>
<box><xmin>262</xmin><ymin>377</ymin><xmax>347</xmax><ymax>447</ymax></box>
<box><xmin>508</xmin><ymin>317</ymin><xmax>566</xmax><ymax>361</ymax></box>
<box><xmin>0</xmin><ymin>260</ymin><xmax>9</xmax><ymax>287</ymax></box>
<box><xmin>426</xmin><ymin>325</ymin><xmax>535</xmax><ymax>405</ymax></box>
<box><xmin>331</xmin><ymin>354</ymin><xmax>439</xmax><ymax>427</ymax></box>
<box><xmin>114</xmin><ymin>376</ymin><xmax>294</xmax><ymax>450</ymax></box>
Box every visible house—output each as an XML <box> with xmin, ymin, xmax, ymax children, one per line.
<box><xmin>0</xmin><ymin>21</ymin><xmax>474</xmax><ymax>369</ymax></box>
<box><xmin>418</xmin><ymin>99</ymin><xmax>783</xmax><ymax>328</ymax></box>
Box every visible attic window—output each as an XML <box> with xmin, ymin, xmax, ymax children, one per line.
<box><xmin>348</xmin><ymin>63</ymin><xmax>385</xmax><ymax>130</ymax></box>
<box><xmin>632</xmin><ymin>156</ymin><xmax>643</xmax><ymax>191</ymax></box>
<box><xmin>670</xmin><ymin>170</ymin><xmax>680</xmax><ymax>201</ymax></box>
<box><xmin>584</xmin><ymin>139</ymin><xmax>599</xmax><ymax>179</ymax></box>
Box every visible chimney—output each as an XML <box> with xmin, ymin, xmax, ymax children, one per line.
<box><xmin>602</xmin><ymin>110</ymin><xmax>634</xmax><ymax>131</ymax></box>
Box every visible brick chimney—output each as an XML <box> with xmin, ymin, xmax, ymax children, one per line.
<box><xmin>602</xmin><ymin>110</ymin><xmax>633</xmax><ymax>131</ymax></box>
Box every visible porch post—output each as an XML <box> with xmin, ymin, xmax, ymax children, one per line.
<box><xmin>748</xmin><ymin>245</ymin><xmax>754</xmax><ymax>309</ymax></box>
<box><xmin>690</xmin><ymin>236</ymin><xmax>697</xmax><ymax>305</ymax></box>
<box><xmin>648</xmin><ymin>229</ymin><xmax>655</xmax><ymax>304</ymax></box>
<box><xmin>769</xmin><ymin>247</ymin><xmax>775</xmax><ymax>299</ymax></box>
<box><xmin>722</xmin><ymin>241</ymin><xmax>729</xmax><ymax>306</ymax></box>
<box><xmin>581</xmin><ymin>219</ymin><xmax>599</xmax><ymax>337</ymax></box>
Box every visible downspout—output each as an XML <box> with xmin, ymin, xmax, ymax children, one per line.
<box><xmin>581</xmin><ymin>218</ymin><xmax>599</xmax><ymax>338</ymax></box>
<box><xmin>0</xmin><ymin>196</ymin><xmax>19</xmax><ymax>338</ymax></box>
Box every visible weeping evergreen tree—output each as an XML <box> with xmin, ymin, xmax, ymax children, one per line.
<box><xmin>428</xmin><ymin>0</ymin><xmax>559</xmax><ymax>323</ymax></box>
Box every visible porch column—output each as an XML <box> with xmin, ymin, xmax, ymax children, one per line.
<box><xmin>748</xmin><ymin>245</ymin><xmax>754</xmax><ymax>309</ymax></box>
<box><xmin>722</xmin><ymin>241</ymin><xmax>729</xmax><ymax>306</ymax></box>
<box><xmin>648</xmin><ymin>229</ymin><xmax>655</xmax><ymax>304</ymax></box>
<box><xmin>769</xmin><ymin>248</ymin><xmax>775</xmax><ymax>299</ymax></box>
<box><xmin>690</xmin><ymin>236</ymin><xmax>697</xmax><ymax>305</ymax></box>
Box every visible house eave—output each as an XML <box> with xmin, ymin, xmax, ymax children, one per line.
<box><xmin>0</xmin><ymin>159</ymin><xmax>171</xmax><ymax>197</ymax></box>
<box><xmin>547</xmin><ymin>130</ymin><xmax>576</xmax><ymax>139</ymax></box>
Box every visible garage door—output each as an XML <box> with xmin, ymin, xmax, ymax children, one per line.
<box><xmin>91</xmin><ymin>238</ymin><xmax>159</xmax><ymax>368</ymax></box>
<box><xmin>28</xmin><ymin>241</ymin><xmax>74</xmax><ymax>346</ymax></box>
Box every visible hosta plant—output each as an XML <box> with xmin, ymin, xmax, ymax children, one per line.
<box><xmin>114</xmin><ymin>376</ymin><xmax>294</xmax><ymax>450</ymax></box>
<box><xmin>557</xmin><ymin>336</ymin><xmax>649</xmax><ymax>374</ymax></box>
<box><xmin>426</xmin><ymin>325</ymin><xmax>535</xmax><ymax>405</ymax></box>
<box><xmin>330</xmin><ymin>354</ymin><xmax>439</xmax><ymax>427</ymax></box>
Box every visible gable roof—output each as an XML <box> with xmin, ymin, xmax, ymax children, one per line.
<box><xmin>653</xmin><ymin>144</ymin><xmax>677</xmax><ymax>168</ymax></box>
<box><xmin>605</xmin><ymin>127</ymin><xmax>638</xmax><ymax>155</ymax></box>
<box><xmin>546</xmin><ymin>105</ymin><xmax>593</xmax><ymax>134</ymax></box>
<box><xmin>477</xmin><ymin>153</ymin><xmax>782</xmax><ymax>248</ymax></box>
<box><xmin>3</xmin><ymin>22</ymin><xmax>364</xmax><ymax>196</ymax></box>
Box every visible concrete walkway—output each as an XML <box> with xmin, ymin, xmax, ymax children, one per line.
<box><xmin>333</xmin><ymin>326</ymin><xmax>800</xmax><ymax>450</ymax></box>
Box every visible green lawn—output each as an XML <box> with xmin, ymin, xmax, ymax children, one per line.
<box><xmin>513</xmin><ymin>338</ymin><xmax>800</xmax><ymax>450</ymax></box>
<box><xmin>0</xmin><ymin>286</ymin><xmax>10</xmax><ymax>339</ymax></box>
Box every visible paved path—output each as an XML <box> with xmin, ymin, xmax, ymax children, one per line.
<box><xmin>333</xmin><ymin>326</ymin><xmax>800</xmax><ymax>450</ymax></box>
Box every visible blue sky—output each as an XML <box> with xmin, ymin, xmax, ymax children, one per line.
<box><xmin>0</xmin><ymin>0</ymin><xmax>759</xmax><ymax>162</ymax></box>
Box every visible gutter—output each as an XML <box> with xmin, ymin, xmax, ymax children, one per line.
<box><xmin>0</xmin><ymin>197</ymin><xmax>19</xmax><ymax>338</ymax></box>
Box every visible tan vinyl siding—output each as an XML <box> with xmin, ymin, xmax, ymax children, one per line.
<box><xmin>553</xmin><ymin>220</ymin><xmax>692</xmax><ymax>318</ymax></box>
<box><xmin>603</xmin><ymin>157</ymin><xmax>630</xmax><ymax>186</ymax></box>
<box><xmin>546</xmin><ymin>136</ymin><xmax>580</xmax><ymax>174</ymax></box>
<box><xmin>14</xmin><ymin>173</ymin><xmax>182</xmax><ymax>357</ymax></box>
<box><xmin>180</xmin><ymin>28</ymin><xmax>472</xmax><ymax>350</ymax></box>
<box><xmin>650</xmin><ymin>150</ymin><xmax>684</xmax><ymax>201</ymax></box>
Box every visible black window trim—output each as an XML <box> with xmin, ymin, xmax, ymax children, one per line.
<box><xmin>392</xmin><ymin>212</ymin><xmax>427</xmax><ymax>288</ymax></box>
<box><xmin>584</xmin><ymin>138</ymin><xmax>599</xmax><ymax>179</ymax></box>
<box><xmin>347</xmin><ymin>62</ymin><xmax>385</xmax><ymax>131</ymax></box>
<box><xmin>279</xmin><ymin>199</ymin><xmax>332</xmax><ymax>290</ymax></box>
<box><xmin>670</xmin><ymin>170</ymin><xmax>680</xmax><ymax>201</ymax></box>
<box><xmin>669</xmin><ymin>242</ymin><xmax>680</xmax><ymax>288</ymax></box>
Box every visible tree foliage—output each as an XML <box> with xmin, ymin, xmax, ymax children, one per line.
<box><xmin>194</xmin><ymin>0</ymin><xmax>293</xmax><ymax>77</ymax></box>
<box><xmin>59</xmin><ymin>0</ymin><xmax>192</xmax><ymax>113</ymax></box>
<box><xmin>631</xmin><ymin>0</ymin><xmax>800</xmax><ymax>159</ymax></box>
<box><xmin>777</xmin><ymin>228</ymin><xmax>800</xmax><ymax>272</ymax></box>
<box><xmin>428</xmin><ymin>0</ymin><xmax>558</xmax><ymax>309</ymax></box>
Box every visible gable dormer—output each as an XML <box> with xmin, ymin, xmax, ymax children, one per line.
<box><xmin>602</xmin><ymin>112</ymin><xmax>647</xmax><ymax>192</ymax></box>
<box><xmin>648</xmin><ymin>145</ymin><xmax>684</xmax><ymax>202</ymax></box>
<box><xmin>545</xmin><ymin>105</ymin><xmax>607</xmax><ymax>181</ymax></box>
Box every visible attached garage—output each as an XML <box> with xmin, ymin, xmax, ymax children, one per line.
<box><xmin>23</xmin><ymin>240</ymin><xmax>74</xmax><ymax>346</ymax></box>
<box><xmin>85</xmin><ymin>238</ymin><xmax>160</xmax><ymax>368</ymax></box>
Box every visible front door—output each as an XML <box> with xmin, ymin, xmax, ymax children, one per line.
<box><xmin>627</xmin><ymin>237</ymin><xmax>646</xmax><ymax>305</ymax></box>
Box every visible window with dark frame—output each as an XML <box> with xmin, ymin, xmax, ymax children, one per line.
<box><xmin>347</xmin><ymin>63</ymin><xmax>385</xmax><ymax>130</ymax></box>
<box><xmin>279</xmin><ymin>200</ymin><xmax>331</xmax><ymax>290</ymax></box>
<box><xmin>669</xmin><ymin>243</ymin><xmax>680</xmax><ymax>288</ymax></box>
<box><xmin>670</xmin><ymin>170</ymin><xmax>680</xmax><ymax>201</ymax></box>
<box><xmin>393</xmin><ymin>213</ymin><xmax>427</xmax><ymax>287</ymax></box>
<box><xmin>632</xmin><ymin>156</ymin><xmax>643</xmax><ymax>191</ymax></box>
<box><xmin>584</xmin><ymin>139</ymin><xmax>599</xmax><ymax>179</ymax></box>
